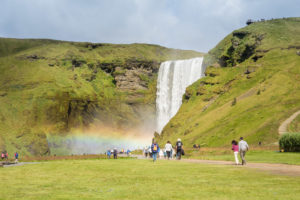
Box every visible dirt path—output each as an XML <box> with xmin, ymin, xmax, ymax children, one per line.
<box><xmin>134</xmin><ymin>155</ymin><xmax>300</xmax><ymax>176</ymax></box>
<box><xmin>278</xmin><ymin>110</ymin><xmax>300</xmax><ymax>135</ymax></box>
<box><xmin>2</xmin><ymin>162</ymin><xmax>40</xmax><ymax>168</ymax></box>
<box><xmin>182</xmin><ymin>159</ymin><xmax>300</xmax><ymax>177</ymax></box>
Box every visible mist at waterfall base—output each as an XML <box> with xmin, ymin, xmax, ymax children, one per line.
<box><xmin>47</xmin><ymin>126</ymin><xmax>153</xmax><ymax>155</ymax></box>
<box><xmin>156</xmin><ymin>57</ymin><xmax>205</xmax><ymax>133</ymax></box>
<box><xmin>47</xmin><ymin>57</ymin><xmax>204</xmax><ymax>155</ymax></box>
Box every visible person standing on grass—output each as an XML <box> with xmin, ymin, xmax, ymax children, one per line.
<box><xmin>1</xmin><ymin>152</ymin><xmax>4</xmax><ymax>160</ymax></box>
<box><xmin>151</xmin><ymin>141</ymin><xmax>159</xmax><ymax>162</ymax></box>
<box><xmin>107</xmin><ymin>150</ymin><xmax>111</xmax><ymax>159</ymax></box>
<box><xmin>231</xmin><ymin>140</ymin><xmax>239</xmax><ymax>165</ymax></box>
<box><xmin>165</xmin><ymin>141</ymin><xmax>173</xmax><ymax>160</ymax></box>
<box><xmin>14</xmin><ymin>152</ymin><xmax>19</xmax><ymax>163</ymax></box>
<box><xmin>175</xmin><ymin>138</ymin><xmax>183</xmax><ymax>160</ymax></box>
<box><xmin>239</xmin><ymin>137</ymin><xmax>249</xmax><ymax>165</ymax></box>
<box><xmin>113</xmin><ymin>148</ymin><xmax>118</xmax><ymax>159</ymax></box>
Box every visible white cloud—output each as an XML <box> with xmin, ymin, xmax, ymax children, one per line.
<box><xmin>0</xmin><ymin>0</ymin><xmax>299</xmax><ymax>52</ymax></box>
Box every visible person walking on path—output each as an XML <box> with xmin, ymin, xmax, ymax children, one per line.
<box><xmin>175</xmin><ymin>138</ymin><xmax>183</xmax><ymax>160</ymax></box>
<box><xmin>113</xmin><ymin>148</ymin><xmax>118</xmax><ymax>159</ymax></box>
<box><xmin>165</xmin><ymin>141</ymin><xmax>173</xmax><ymax>160</ymax></box>
<box><xmin>239</xmin><ymin>137</ymin><xmax>249</xmax><ymax>165</ymax></box>
<box><xmin>151</xmin><ymin>142</ymin><xmax>159</xmax><ymax>162</ymax></box>
<box><xmin>231</xmin><ymin>140</ymin><xmax>239</xmax><ymax>165</ymax></box>
<box><xmin>14</xmin><ymin>152</ymin><xmax>19</xmax><ymax>163</ymax></box>
<box><xmin>1</xmin><ymin>152</ymin><xmax>4</xmax><ymax>160</ymax></box>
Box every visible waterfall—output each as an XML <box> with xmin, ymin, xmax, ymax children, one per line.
<box><xmin>155</xmin><ymin>57</ymin><xmax>205</xmax><ymax>133</ymax></box>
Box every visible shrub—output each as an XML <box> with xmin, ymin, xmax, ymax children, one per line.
<box><xmin>279</xmin><ymin>133</ymin><xmax>300</xmax><ymax>152</ymax></box>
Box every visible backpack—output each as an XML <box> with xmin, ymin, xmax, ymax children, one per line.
<box><xmin>153</xmin><ymin>144</ymin><xmax>158</xmax><ymax>151</ymax></box>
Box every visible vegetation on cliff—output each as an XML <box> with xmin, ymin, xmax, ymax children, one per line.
<box><xmin>0</xmin><ymin>38</ymin><xmax>202</xmax><ymax>155</ymax></box>
<box><xmin>157</xmin><ymin>17</ymin><xmax>300</xmax><ymax>147</ymax></box>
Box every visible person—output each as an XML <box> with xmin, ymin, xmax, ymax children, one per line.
<box><xmin>143</xmin><ymin>147</ymin><xmax>147</xmax><ymax>157</ymax></box>
<box><xmin>14</xmin><ymin>152</ymin><xmax>19</xmax><ymax>163</ymax></box>
<box><xmin>231</xmin><ymin>140</ymin><xmax>239</xmax><ymax>165</ymax></box>
<box><xmin>165</xmin><ymin>141</ymin><xmax>173</xmax><ymax>160</ymax></box>
<box><xmin>113</xmin><ymin>148</ymin><xmax>118</xmax><ymax>159</ymax></box>
<box><xmin>5</xmin><ymin>151</ymin><xmax>8</xmax><ymax>161</ymax></box>
<box><xmin>239</xmin><ymin>137</ymin><xmax>249</xmax><ymax>165</ymax></box>
<box><xmin>126</xmin><ymin>149</ymin><xmax>131</xmax><ymax>157</ymax></box>
<box><xmin>151</xmin><ymin>141</ymin><xmax>159</xmax><ymax>162</ymax></box>
<box><xmin>175</xmin><ymin>138</ymin><xmax>183</xmax><ymax>160</ymax></box>
<box><xmin>1</xmin><ymin>152</ymin><xmax>4</xmax><ymax>160</ymax></box>
<box><xmin>159</xmin><ymin>148</ymin><xmax>164</xmax><ymax>158</ymax></box>
<box><xmin>107</xmin><ymin>150</ymin><xmax>111</xmax><ymax>159</ymax></box>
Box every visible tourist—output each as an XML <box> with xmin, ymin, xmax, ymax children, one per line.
<box><xmin>165</xmin><ymin>141</ymin><xmax>173</xmax><ymax>160</ymax></box>
<box><xmin>14</xmin><ymin>152</ymin><xmax>19</xmax><ymax>163</ymax></box>
<box><xmin>151</xmin><ymin>141</ymin><xmax>159</xmax><ymax>162</ymax></box>
<box><xmin>127</xmin><ymin>149</ymin><xmax>131</xmax><ymax>156</ymax></box>
<box><xmin>107</xmin><ymin>150</ymin><xmax>111</xmax><ymax>159</ymax></box>
<box><xmin>175</xmin><ymin>138</ymin><xmax>183</xmax><ymax>160</ymax></box>
<box><xmin>5</xmin><ymin>151</ymin><xmax>8</xmax><ymax>161</ymax></box>
<box><xmin>113</xmin><ymin>148</ymin><xmax>118</xmax><ymax>159</ymax></box>
<box><xmin>159</xmin><ymin>148</ymin><xmax>164</xmax><ymax>158</ymax></box>
<box><xmin>1</xmin><ymin>152</ymin><xmax>4</xmax><ymax>160</ymax></box>
<box><xmin>231</xmin><ymin>140</ymin><xmax>239</xmax><ymax>165</ymax></box>
<box><xmin>239</xmin><ymin>137</ymin><xmax>249</xmax><ymax>165</ymax></box>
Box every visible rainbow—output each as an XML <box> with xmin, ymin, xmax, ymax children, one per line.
<box><xmin>47</xmin><ymin>127</ymin><xmax>153</xmax><ymax>155</ymax></box>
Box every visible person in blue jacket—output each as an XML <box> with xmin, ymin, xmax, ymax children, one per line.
<box><xmin>107</xmin><ymin>150</ymin><xmax>111</xmax><ymax>159</ymax></box>
<box><xmin>151</xmin><ymin>141</ymin><xmax>159</xmax><ymax>162</ymax></box>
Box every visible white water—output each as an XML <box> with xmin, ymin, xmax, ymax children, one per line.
<box><xmin>155</xmin><ymin>57</ymin><xmax>205</xmax><ymax>133</ymax></box>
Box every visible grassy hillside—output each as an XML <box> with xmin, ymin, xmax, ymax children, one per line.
<box><xmin>156</xmin><ymin>17</ymin><xmax>300</xmax><ymax>147</ymax></box>
<box><xmin>0</xmin><ymin>38</ymin><xmax>203</xmax><ymax>155</ymax></box>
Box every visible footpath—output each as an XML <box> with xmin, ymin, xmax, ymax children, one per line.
<box><xmin>134</xmin><ymin>155</ymin><xmax>300</xmax><ymax>177</ymax></box>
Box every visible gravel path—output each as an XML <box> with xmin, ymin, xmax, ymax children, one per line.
<box><xmin>2</xmin><ymin>162</ymin><xmax>40</xmax><ymax>168</ymax></box>
<box><xmin>134</xmin><ymin>155</ymin><xmax>300</xmax><ymax>176</ymax></box>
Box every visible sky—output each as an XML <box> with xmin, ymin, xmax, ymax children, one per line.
<box><xmin>0</xmin><ymin>0</ymin><xmax>299</xmax><ymax>52</ymax></box>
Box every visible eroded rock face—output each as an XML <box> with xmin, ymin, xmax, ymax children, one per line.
<box><xmin>114</xmin><ymin>67</ymin><xmax>153</xmax><ymax>91</ymax></box>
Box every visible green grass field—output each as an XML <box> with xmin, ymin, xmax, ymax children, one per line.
<box><xmin>0</xmin><ymin>159</ymin><xmax>299</xmax><ymax>200</ymax></box>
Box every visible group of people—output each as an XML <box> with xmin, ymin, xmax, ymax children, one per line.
<box><xmin>106</xmin><ymin>148</ymin><xmax>131</xmax><ymax>159</ymax></box>
<box><xmin>231</xmin><ymin>137</ymin><xmax>249</xmax><ymax>165</ymax></box>
<box><xmin>144</xmin><ymin>138</ymin><xmax>184</xmax><ymax>162</ymax></box>
<box><xmin>1</xmin><ymin>151</ymin><xmax>19</xmax><ymax>163</ymax></box>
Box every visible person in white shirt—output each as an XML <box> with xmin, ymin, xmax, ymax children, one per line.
<box><xmin>238</xmin><ymin>137</ymin><xmax>249</xmax><ymax>165</ymax></box>
<box><xmin>165</xmin><ymin>141</ymin><xmax>173</xmax><ymax>160</ymax></box>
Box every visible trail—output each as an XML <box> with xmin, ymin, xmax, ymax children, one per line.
<box><xmin>134</xmin><ymin>155</ymin><xmax>300</xmax><ymax>176</ymax></box>
<box><xmin>1</xmin><ymin>162</ymin><xmax>40</xmax><ymax>168</ymax></box>
<box><xmin>182</xmin><ymin>159</ymin><xmax>300</xmax><ymax>177</ymax></box>
<box><xmin>278</xmin><ymin>110</ymin><xmax>300</xmax><ymax>135</ymax></box>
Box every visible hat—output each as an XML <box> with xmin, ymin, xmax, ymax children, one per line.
<box><xmin>177</xmin><ymin>138</ymin><xmax>181</xmax><ymax>142</ymax></box>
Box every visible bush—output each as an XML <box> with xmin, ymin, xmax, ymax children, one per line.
<box><xmin>279</xmin><ymin>133</ymin><xmax>300</xmax><ymax>152</ymax></box>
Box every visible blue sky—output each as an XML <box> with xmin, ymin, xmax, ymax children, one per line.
<box><xmin>0</xmin><ymin>0</ymin><xmax>299</xmax><ymax>52</ymax></box>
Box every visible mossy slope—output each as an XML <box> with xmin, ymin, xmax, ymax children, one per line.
<box><xmin>157</xmin><ymin>18</ymin><xmax>300</xmax><ymax>147</ymax></box>
<box><xmin>0</xmin><ymin>38</ymin><xmax>203</xmax><ymax>155</ymax></box>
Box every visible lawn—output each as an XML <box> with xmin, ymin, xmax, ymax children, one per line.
<box><xmin>0</xmin><ymin>159</ymin><xmax>299</xmax><ymax>200</ymax></box>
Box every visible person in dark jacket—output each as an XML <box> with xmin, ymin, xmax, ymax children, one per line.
<box><xmin>113</xmin><ymin>148</ymin><xmax>118</xmax><ymax>159</ymax></box>
<box><xmin>175</xmin><ymin>138</ymin><xmax>183</xmax><ymax>160</ymax></box>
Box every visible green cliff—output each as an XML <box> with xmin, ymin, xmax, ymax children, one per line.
<box><xmin>156</xmin><ymin>17</ymin><xmax>300</xmax><ymax>147</ymax></box>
